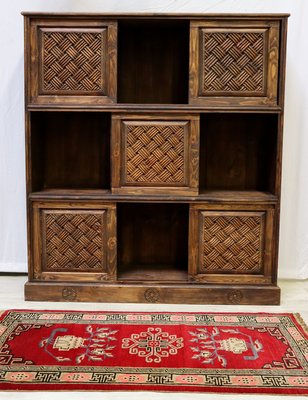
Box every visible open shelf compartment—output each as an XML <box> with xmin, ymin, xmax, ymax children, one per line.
<box><xmin>117</xmin><ymin>203</ymin><xmax>189</xmax><ymax>281</ymax></box>
<box><xmin>199</xmin><ymin>113</ymin><xmax>278</xmax><ymax>195</ymax></box>
<box><xmin>117</xmin><ymin>19</ymin><xmax>189</xmax><ymax>104</ymax></box>
<box><xmin>30</xmin><ymin>112</ymin><xmax>111</xmax><ymax>192</ymax></box>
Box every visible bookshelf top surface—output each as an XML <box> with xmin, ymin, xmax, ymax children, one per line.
<box><xmin>21</xmin><ymin>12</ymin><xmax>290</xmax><ymax>19</ymax></box>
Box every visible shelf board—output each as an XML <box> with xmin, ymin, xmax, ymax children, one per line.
<box><xmin>30</xmin><ymin>189</ymin><xmax>110</xmax><ymax>200</ymax></box>
<box><xmin>118</xmin><ymin>265</ymin><xmax>188</xmax><ymax>282</ymax></box>
<box><xmin>198</xmin><ymin>190</ymin><xmax>278</xmax><ymax>203</ymax></box>
<box><xmin>27</xmin><ymin>103</ymin><xmax>282</xmax><ymax>113</ymax></box>
<box><xmin>29</xmin><ymin>189</ymin><xmax>278</xmax><ymax>204</ymax></box>
<box><xmin>21</xmin><ymin>12</ymin><xmax>290</xmax><ymax>19</ymax></box>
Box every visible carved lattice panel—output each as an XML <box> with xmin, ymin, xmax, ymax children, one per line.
<box><xmin>124</xmin><ymin>122</ymin><xmax>187</xmax><ymax>185</ymax></box>
<box><xmin>43</xmin><ymin>211</ymin><xmax>105</xmax><ymax>272</ymax></box>
<box><xmin>201</xmin><ymin>30</ymin><xmax>266</xmax><ymax>95</ymax></box>
<box><xmin>200</xmin><ymin>212</ymin><xmax>265</xmax><ymax>274</ymax></box>
<box><xmin>41</xmin><ymin>29</ymin><xmax>105</xmax><ymax>93</ymax></box>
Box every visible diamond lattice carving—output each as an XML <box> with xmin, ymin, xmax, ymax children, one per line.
<box><xmin>125</xmin><ymin>123</ymin><xmax>186</xmax><ymax>184</ymax></box>
<box><xmin>201</xmin><ymin>31</ymin><xmax>265</xmax><ymax>94</ymax></box>
<box><xmin>44</xmin><ymin>212</ymin><xmax>105</xmax><ymax>271</ymax></box>
<box><xmin>201</xmin><ymin>215</ymin><xmax>263</xmax><ymax>273</ymax></box>
<box><xmin>42</xmin><ymin>31</ymin><xmax>104</xmax><ymax>92</ymax></box>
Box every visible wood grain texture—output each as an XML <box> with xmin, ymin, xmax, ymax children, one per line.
<box><xmin>27</xmin><ymin>18</ymin><xmax>117</xmax><ymax>105</ymax></box>
<box><xmin>30</xmin><ymin>112</ymin><xmax>111</xmax><ymax>191</ymax></box>
<box><xmin>200</xmin><ymin>29</ymin><xmax>266</xmax><ymax>95</ymax></box>
<box><xmin>24</xmin><ymin>281</ymin><xmax>281</xmax><ymax>305</ymax></box>
<box><xmin>199</xmin><ymin>113</ymin><xmax>278</xmax><ymax>193</ymax></box>
<box><xmin>117</xmin><ymin>203</ymin><xmax>188</xmax><ymax>280</ymax></box>
<box><xmin>117</xmin><ymin>265</ymin><xmax>187</xmax><ymax>282</ymax></box>
<box><xmin>31</xmin><ymin>202</ymin><xmax>116</xmax><ymax>282</ymax></box>
<box><xmin>28</xmin><ymin>189</ymin><xmax>278</xmax><ymax>204</ymax></box>
<box><xmin>269</xmin><ymin>18</ymin><xmax>289</xmax><ymax>286</ymax></box>
<box><xmin>27</xmin><ymin>104</ymin><xmax>283</xmax><ymax>112</ymax></box>
<box><xmin>117</xmin><ymin>19</ymin><xmax>189</xmax><ymax>104</ymax></box>
<box><xmin>199</xmin><ymin>211</ymin><xmax>265</xmax><ymax>274</ymax></box>
<box><xmin>189</xmin><ymin>206</ymin><xmax>274</xmax><ymax>285</ymax></box>
<box><xmin>189</xmin><ymin>20</ymin><xmax>280</xmax><ymax>106</ymax></box>
<box><xmin>40</xmin><ymin>29</ymin><xmax>106</xmax><ymax>94</ymax></box>
<box><xmin>22</xmin><ymin>13</ymin><xmax>290</xmax><ymax>18</ymax></box>
<box><xmin>111</xmin><ymin>114</ymin><xmax>199</xmax><ymax>195</ymax></box>
<box><xmin>42</xmin><ymin>210</ymin><xmax>106</xmax><ymax>272</ymax></box>
<box><xmin>23</xmin><ymin>13</ymin><xmax>288</xmax><ymax>305</ymax></box>
<box><xmin>124</xmin><ymin>122</ymin><xmax>186</xmax><ymax>184</ymax></box>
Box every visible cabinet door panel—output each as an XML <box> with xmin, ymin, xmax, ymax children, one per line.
<box><xmin>111</xmin><ymin>114</ymin><xmax>199</xmax><ymax>195</ymax></box>
<box><xmin>40</xmin><ymin>28</ymin><xmax>106</xmax><ymax>94</ymax></box>
<box><xmin>31</xmin><ymin>202</ymin><xmax>116</xmax><ymax>282</ymax></box>
<box><xmin>189</xmin><ymin>206</ymin><xmax>274</xmax><ymax>284</ymax></box>
<box><xmin>27</xmin><ymin>19</ymin><xmax>117</xmax><ymax>105</ymax></box>
<box><xmin>189</xmin><ymin>21</ymin><xmax>279</xmax><ymax>106</ymax></box>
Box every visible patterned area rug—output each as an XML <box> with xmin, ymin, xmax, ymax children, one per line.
<box><xmin>0</xmin><ymin>310</ymin><xmax>307</xmax><ymax>394</ymax></box>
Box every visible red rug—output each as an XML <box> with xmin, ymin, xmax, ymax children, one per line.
<box><xmin>0</xmin><ymin>310</ymin><xmax>307</xmax><ymax>394</ymax></box>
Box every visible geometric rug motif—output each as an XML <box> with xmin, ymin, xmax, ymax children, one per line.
<box><xmin>0</xmin><ymin>310</ymin><xmax>307</xmax><ymax>394</ymax></box>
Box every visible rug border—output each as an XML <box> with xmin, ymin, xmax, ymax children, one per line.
<box><xmin>1</xmin><ymin>309</ymin><xmax>307</xmax><ymax>336</ymax></box>
<box><xmin>0</xmin><ymin>309</ymin><xmax>307</xmax><ymax>394</ymax></box>
<box><xmin>0</xmin><ymin>385</ymin><xmax>307</xmax><ymax>395</ymax></box>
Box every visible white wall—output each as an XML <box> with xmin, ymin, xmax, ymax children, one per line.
<box><xmin>0</xmin><ymin>0</ymin><xmax>307</xmax><ymax>279</ymax></box>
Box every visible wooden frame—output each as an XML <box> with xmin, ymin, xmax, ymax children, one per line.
<box><xmin>31</xmin><ymin>202</ymin><xmax>117</xmax><ymax>282</ymax></box>
<box><xmin>22</xmin><ymin>13</ymin><xmax>289</xmax><ymax>305</ymax></box>
<box><xmin>27</xmin><ymin>18</ymin><xmax>117</xmax><ymax>105</ymax></box>
<box><xmin>111</xmin><ymin>114</ymin><xmax>200</xmax><ymax>195</ymax></box>
<box><xmin>189</xmin><ymin>204</ymin><xmax>275</xmax><ymax>284</ymax></box>
<box><xmin>189</xmin><ymin>20</ymin><xmax>280</xmax><ymax>106</ymax></box>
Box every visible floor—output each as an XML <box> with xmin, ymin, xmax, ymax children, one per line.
<box><xmin>0</xmin><ymin>276</ymin><xmax>307</xmax><ymax>399</ymax></box>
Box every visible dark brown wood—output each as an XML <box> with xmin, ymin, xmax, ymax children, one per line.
<box><xmin>111</xmin><ymin>114</ymin><xmax>199</xmax><ymax>195</ymax></box>
<box><xmin>29</xmin><ymin>189</ymin><xmax>278</xmax><ymax>204</ymax></box>
<box><xmin>28</xmin><ymin>18</ymin><xmax>117</xmax><ymax>105</ymax></box>
<box><xmin>189</xmin><ymin>20</ymin><xmax>280</xmax><ymax>106</ymax></box>
<box><xmin>199</xmin><ymin>113</ymin><xmax>277</xmax><ymax>193</ymax></box>
<box><xmin>117</xmin><ymin>266</ymin><xmax>188</xmax><ymax>282</ymax></box>
<box><xmin>28</xmin><ymin>104</ymin><xmax>283</xmax><ymax>112</ymax></box>
<box><xmin>31</xmin><ymin>201</ymin><xmax>116</xmax><ymax>282</ymax></box>
<box><xmin>117</xmin><ymin>19</ymin><xmax>189</xmax><ymax>104</ymax></box>
<box><xmin>24</xmin><ymin>281</ymin><xmax>281</xmax><ymax>305</ymax></box>
<box><xmin>117</xmin><ymin>203</ymin><xmax>188</xmax><ymax>280</ymax></box>
<box><xmin>188</xmin><ymin>205</ymin><xmax>275</xmax><ymax>284</ymax></box>
<box><xmin>30</xmin><ymin>112</ymin><xmax>111</xmax><ymax>191</ymax></box>
<box><xmin>23</xmin><ymin>13</ymin><xmax>289</xmax><ymax>305</ymax></box>
<box><xmin>21</xmin><ymin>12</ymin><xmax>290</xmax><ymax>19</ymax></box>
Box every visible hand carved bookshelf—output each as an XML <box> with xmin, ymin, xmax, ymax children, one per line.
<box><xmin>23</xmin><ymin>13</ymin><xmax>289</xmax><ymax>304</ymax></box>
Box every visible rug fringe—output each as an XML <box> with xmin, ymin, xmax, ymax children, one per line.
<box><xmin>294</xmin><ymin>313</ymin><xmax>308</xmax><ymax>335</ymax></box>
